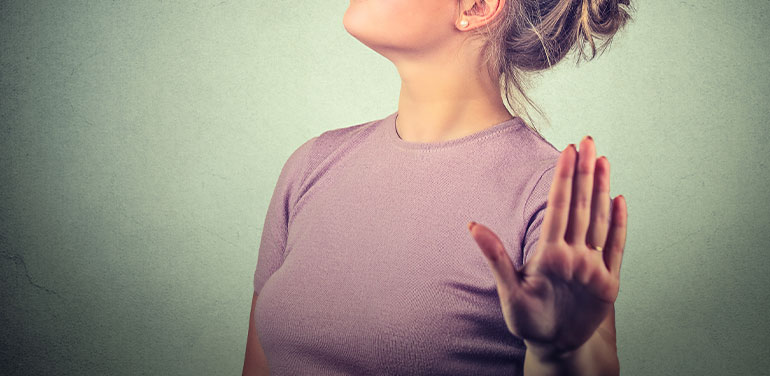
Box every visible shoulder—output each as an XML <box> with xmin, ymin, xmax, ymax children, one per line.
<box><xmin>279</xmin><ymin>115</ymin><xmax>382</xmax><ymax>194</ymax></box>
<box><xmin>499</xmin><ymin>122</ymin><xmax>564</xmax><ymax>221</ymax></box>
<box><xmin>285</xmin><ymin>116</ymin><xmax>380</xmax><ymax>167</ymax></box>
<box><xmin>511</xmin><ymin>119</ymin><xmax>562</xmax><ymax>172</ymax></box>
<box><xmin>486</xmin><ymin>118</ymin><xmax>561</xmax><ymax>193</ymax></box>
<box><xmin>305</xmin><ymin>117</ymin><xmax>380</xmax><ymax>162</ymax></box>
<box><xmin>476</xmin><ymin>119</ymin><xmax>562</xmax><ymax>223</ymax></box>
<box><xmin>516</xmin><ymin>123</ymin><xmax>561</xmax><ymax>199</ymax></box>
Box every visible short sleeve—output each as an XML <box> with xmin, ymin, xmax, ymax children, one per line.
<box><xmin>253</xmin><ymin>135</ymin><xmax>317</xmax><ymax>295</ymax></box>
<box><xmin>521</xmin><ymin>164</ymin><xmax>557</xmax><ymax>266</ymax></box>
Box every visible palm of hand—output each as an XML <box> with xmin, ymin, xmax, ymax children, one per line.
<box><xmin>468</xmin><ymin>135</ymin><xmax>628</xmax><ymax>355</ymax></box>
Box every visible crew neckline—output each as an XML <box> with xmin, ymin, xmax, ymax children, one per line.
<box><xmin>384</xmin><ymin>111</ymin><xmax>523</xmax><ymax>151</ymax></box>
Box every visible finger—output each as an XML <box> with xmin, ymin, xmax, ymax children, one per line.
<box><xmin>468</xmin><ymin>221</ymin><xmax>521</xmax><ymax>294</ymax></box>
<box><xmin>565</xmin><ymin>135</ymin><xmax>596</xmax><ymax>246</ymax></box>
<box><xmin>603</xmin><ymin>195</ymin><xmax>628</xmax><ymax>279</ymax></box>
<box><xmin>541</xmin><ymin>144</ymin><xmax>576</xmax><ymax>243</ymax></box>
<box><xmin>588</xmin><ymin>156</ymin><xmax>611</xmax><ymax>252</ymax></box>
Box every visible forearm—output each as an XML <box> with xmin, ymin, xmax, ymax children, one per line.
<box><xmin>243</xmin><ymin>292</ymin><xmax>270</xmax><ymax>376</ymax></box>
<box><xmin>523</xmin><ymin>325</ymin><xmax>619</xmax><ymax>376</ymax></box>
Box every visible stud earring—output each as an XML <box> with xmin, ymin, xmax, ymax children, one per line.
<box><xmin>459</xmin><ymin>19</ymin><xmax>469</xmax><ymax>28</ymax></box>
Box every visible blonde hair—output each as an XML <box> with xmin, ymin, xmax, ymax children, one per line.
<box><xmin>462</xmin><ymin>0</ymin><xmax>635</xmax><ymax>135</ymax></box>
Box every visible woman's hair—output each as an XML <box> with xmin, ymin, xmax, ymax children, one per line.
<box><xmin>463</xmin><ymin>0</ymin><xmax>635</xmax><ymax>135</ymax></box>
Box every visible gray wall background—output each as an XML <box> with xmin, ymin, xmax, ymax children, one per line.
<box><xmin>1</xmin><ymin>1</ymin><xmax>768</xmax><ymax>375</ymax></box>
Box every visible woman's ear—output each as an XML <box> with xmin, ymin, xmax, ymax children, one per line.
<box><xmin>457</xmin><ymin>0</ymin><xmax>506</xmax><ymax>30</ymax></box>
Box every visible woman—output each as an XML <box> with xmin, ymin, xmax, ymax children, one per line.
<box><xmin>244</xmin><ymin>0</ymin><xmax>633</xmax><ymax>374</ymax></box>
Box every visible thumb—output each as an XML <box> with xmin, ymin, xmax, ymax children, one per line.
<box><xmin>468</xmin><ymin>221</ymin><xmax>521</xmax><ymax>294</ymax></box>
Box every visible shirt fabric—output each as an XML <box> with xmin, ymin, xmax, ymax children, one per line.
<box><xmin>253</xmin><ymin>110</ymin><xmax>563</xmax><ymax>375</ymax></box>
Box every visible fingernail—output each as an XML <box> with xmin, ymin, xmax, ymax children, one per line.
<box><xmin>468</xmin><ymin>221</ymin><xmax>477</xmax><ymax>231</ymax></box>
<box><xmin>586</xmin><ymin>135</ymin><xmax>593</xmax><ymax>141</ymax></box>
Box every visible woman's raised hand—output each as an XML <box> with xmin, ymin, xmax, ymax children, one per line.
<box><xmin>468</xmin><ymin>135</ymin><xmax>628</xmax><ymax>357</ymax></box>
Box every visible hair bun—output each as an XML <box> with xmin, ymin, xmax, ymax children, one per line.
<box><xmin>575</xmin><ymin>0</ymin><xmax>634</xmax><ymax>60</ymax></box>
<box><xmin>484</xmin><ymin>0</ymin><xmax>635</xmax><ymax>132</ymax></box>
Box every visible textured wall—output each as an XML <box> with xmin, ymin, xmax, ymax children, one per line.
<box><xmin>1</xmin><ymin>1</ymin><xmax>768</xmax><ymax>375</ymax></box>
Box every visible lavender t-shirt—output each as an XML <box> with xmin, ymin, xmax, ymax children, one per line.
<box><xmin>253</xmin><ymin>111</ymin><xmax>561</xmax><ymax>375</ymax></box>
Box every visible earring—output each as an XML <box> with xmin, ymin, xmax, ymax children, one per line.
<box><xmin>459</xmin><ymin>19</ymin><xmax>469</xmax><ymax>28</ymax></box>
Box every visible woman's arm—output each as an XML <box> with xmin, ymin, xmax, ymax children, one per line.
<box><xmin>243</xmin><ymin>292</ymin><xmax>270</xmax><ymax>376</ymax></box>
<box><xmin>524</xmin><ymin>305</ymin><xmax>619</xmax><ymax>376</ymax></box>
<box><xmin>467</xmin><ymin>137</ymin><xmax>627</xmax><ymax>376</ymax></box>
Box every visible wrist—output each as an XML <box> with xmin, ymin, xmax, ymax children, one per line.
<box><xmin>523</xmin><ymin>332</ymin><xmax>619</xmax><ymax>376</ymax></box>
<box><xmin>523</xmin><ymin>340</ymin><xmax>577</xmax><ymax>364</ymax></box>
